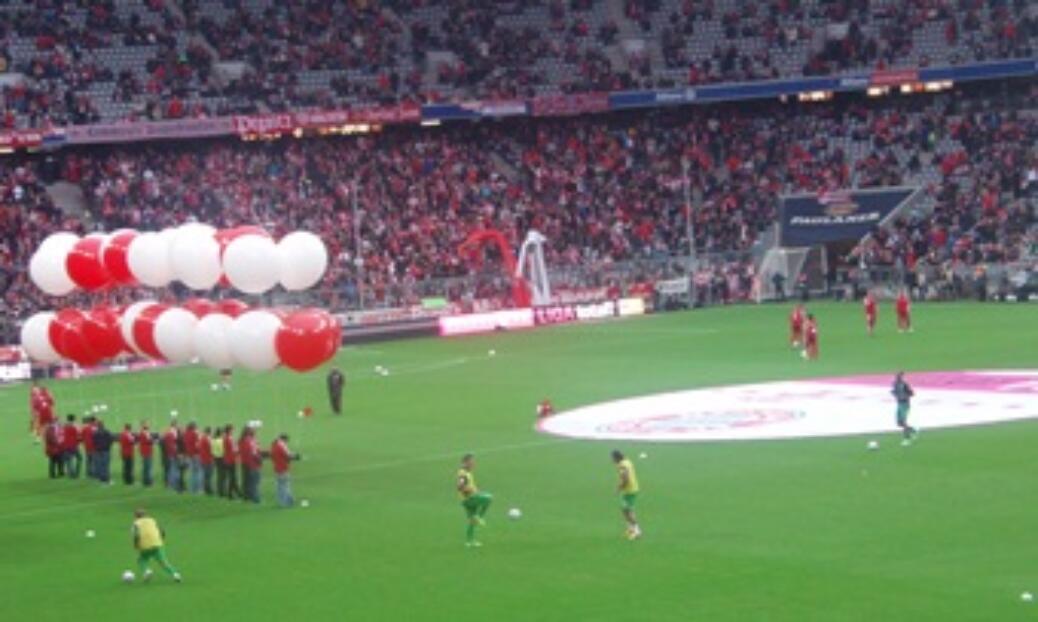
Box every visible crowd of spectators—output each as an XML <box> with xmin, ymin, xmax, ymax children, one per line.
<box><xmin>0</xmin><ymin>77</ymin><xmax>1032</xmax><ymax>327</ymax></box>
<box><xmin>0</xmin><ymin>0</ymin><xmax>1035</xmax><ymax>129</ymax></box>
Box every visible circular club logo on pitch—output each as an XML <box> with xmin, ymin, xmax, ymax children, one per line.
<box><xmin>600</xmin><ymin>409</ymin><xmax>803</xmax><ymax>435</ymax></box>
<box><xmin>538</xmin><ymin>370</ymin><xmax>1038</xmax><ymax>443</ymax></box>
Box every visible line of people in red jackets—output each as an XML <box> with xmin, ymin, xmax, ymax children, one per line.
<box><xmin>39</xmin><ymin>401</ymin><xmax>301</xmax><ymax>507</ymax></box>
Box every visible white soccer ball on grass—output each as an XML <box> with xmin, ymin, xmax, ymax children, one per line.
<box><xmin>508</xmin><ymin>507</ymin><xmax>522</xmax><ymax>520</ymax></box>
<box><xmin>867</xmin><ymin>440</ymin><xmax>879</xmax><ymax>451</ymax></box>
<box><xmin>121</xmin><ymin>570</ymin><xmax>135</xmax><ymax>583</ymax></box>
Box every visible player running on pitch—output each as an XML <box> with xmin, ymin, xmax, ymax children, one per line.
<box><xmin>132</xmin><ymin>509</ymin><xmax>181</xmax><ymax>583</ymax></box>
<box><xmin>611</xmin><ymin>450</ymin><xmax>642</xmax><ymax>540</ymax></box>
<box><xmin>802</xmin><ymin>314</ymin><xmax>819</xmax><ymax>360</ymax></box>
<box><xmin>789</xmin><ymin>304</ymin><xmax>805</xmax><ymax>348</ymax></box>
<box><xmin>895</xmin><ymin>289</ymin><xmax>912</xmax><ymax>332</ymax></box>
<box><xmin>863</xmin><ymin>291</ymin><xmax>878</xmax><ymax>336</ymax></box>
<box><xmin>892</xmin><ymin>372</ymin><xmax>918</xmax><ymax>445</ymax></box>
<box><xmin>457</xmin><ymin>454</ymin><xmax>492</xmax><ymax>547</ymax></box>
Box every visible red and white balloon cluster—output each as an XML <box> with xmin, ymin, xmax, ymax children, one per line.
<box><xmin>28</xmin><ymin>225</ymin><xmax>328</xmax><ymax>295</ymax></box>
<box><xmin>20</xmin><ymin>301</ymin><xmax>341</xmax><ymax>372</ymax></box>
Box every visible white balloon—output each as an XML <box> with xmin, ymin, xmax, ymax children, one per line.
<box><xmin>223</xmin><ymin>235</ymin><xmax>280</xmax><ymax>294</ymax></box>
<box><xmin>127</xmin><ymin>232</ymin><xmax>173</xmax><ymax>287</ymax></box>
<box><xmin>153</xmin><ymin>308</ymin><xmax>199</xmax><ymax>363</ymax></box>
<box><xmin>193</xmin><ymin>313</ymin><xmax>234</xmax><ymax>369</ymax></box>
<box><xmin>20</xmin><ymin>312</ymin><xmax>61</xmax><ymax>363</ymax></box>
<box><xmin>29</xmin><ymin>242</ymin><xmax>78</xmax><ymax>296</ymax></box>
<box><xmin>170</xmin><ymin>228</ymin><xmax>221</xmax><ymax>290</ymax></box>
<box><xmin>120</xmin><ymin>300</ymin><xmax>156</xmax><ymax>354</ymax></box>
<box><xmin>277</xmin><ymin>231</ymin><xmax>329</xmax><ymax>291</ymax></box>
<box><xmin>38</xmin><ymin>231</ymin><xmax>80</xmax><ymax>254</ymax></box>
<box><xmin>228</xmin><ymin>310</ymin><xmax>283</xmax><ymax>371</ymax></box>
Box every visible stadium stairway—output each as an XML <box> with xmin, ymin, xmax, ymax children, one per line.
<box><xmin>45</xmin><ymin>181</ymin><xmax>89</xmax><ymax>222</ymax></box>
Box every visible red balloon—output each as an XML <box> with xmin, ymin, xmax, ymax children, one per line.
<box><xmin>81</xmin><ymin>306</ymin><xmax>125</xmax><ymax>359</ymax></box>
<box><xmin>132</xmin><ymin>303</ymin><xmax>169</xmax><ymax>359</ymax></box>
<box><xmin>65</xmin><ymin>235</ymin><xmax>112</xmax><ymax>290</ymax></box>
<box><xmin>275</xmin><ymin>309</ymin><xmax>341</xmax><ymax>372</ymax></box>
<box><xmin>48</xmin><ymin>309</ymin><xmax>102</xmax><ymax>367</ymax></box>
<box><xmin>182</xmin><ymin>298</ymin><xmax>217</xmax><ymax>318</ymax></box>
<box><xmin>101</xmin><ymin>230</ymin><xmax>138</xmax><ymax>285</ymax></box>
<box><xmin>216</xmin><ymin>298</ymin><xmax>250</xmax><ymax>318</ymax></box>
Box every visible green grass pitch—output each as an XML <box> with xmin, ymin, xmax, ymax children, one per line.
<box><xmin>2</xmin><ymin>301</ymin><xmax>1038</xmax><ymax>621</ymax></box>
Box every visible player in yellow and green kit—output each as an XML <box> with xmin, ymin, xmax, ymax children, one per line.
<box><xmin>132</xmin><ymin>508</ymin><xmax>181</xmax><ymax>582</ymax></box>
<box><xmin>457</xmin><ymin>453</ymin><xmax>492</xmax><ymax>547</ymax></box>
<box><xmin>611</xmin><ymin>450</ymin><xmax>642</xmax><ymax>540</ymax></box>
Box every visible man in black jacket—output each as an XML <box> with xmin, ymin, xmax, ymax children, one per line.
<box><xmin>93</xmin><ymin>420</ymin><xmax>115</xmax><ymax>485</ymax></box>
<box><xmin>327</xmin><ymin>368</ymin><xmax>344</xmax><ymax>415</ymax></box>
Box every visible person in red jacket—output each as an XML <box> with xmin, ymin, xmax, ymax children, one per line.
<box><xmin>896</xmin><ymin>289</ymin><xmax>912</xmax><ymax>332</ymax></box>
<box><xmin>183</xmin><ymin>422</ymin><xmax>201</xmax><ymax>494</ymax></box>
<box><xmin>81</xmin><ymin>416</ymin><xmax>97</xmax><ymax>479</ymax></box>
<box><xmin>239</xmin><ymin>426</ymin><xmax>262</xmax><ymax>503</ymax></box>
<box><xmin>119</xmin><ymin>424</ymin><xmax>137</xmax><ymax>485</ymax></box>
<box><xmin>44</xmin><ymin>419</ymin><xmax>64</xmax><ymax>478</ymax></box>
<box><xmin>222</xmin><ymin>424</ymin><xmax>242</xmax><ymax>500</ymax></box>
<box><xmin>62</xmin><ymin>414</ymin><xmax>81</xmax><ymax>478</ymax></box>
<box><xmin>198</xmin><ymin>427</ymin><xmax>214</xmax><ymax>496</ymax></box>
<box><xmin>162</xmin><ymin>423</ymin><xmax>181</xmax><ymax>491</ymax></box>
<box><xmin>271</xmin><ymin>434</ymin><xmax>301</xmax><ymax>507</ymax></box>
<box><xmin>138</xmin><ymin>423</ymin><xmax>156</xmax><ymax>487</ymax></box>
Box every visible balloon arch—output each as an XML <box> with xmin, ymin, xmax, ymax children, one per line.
<box><xmin>20</xmin><ymin>225</ymin><xmax>341</xmax><ymax>373</ymax></box>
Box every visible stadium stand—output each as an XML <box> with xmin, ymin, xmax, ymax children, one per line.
<box><xmin>1</xmin><ymin>76</ymin><xmax>1034</xmax><ymax>323</ymax></box>
<box><xmin>0</xmin><ymin>0</ymin><xmax>1035</xmax><ymax>128</ymax></box>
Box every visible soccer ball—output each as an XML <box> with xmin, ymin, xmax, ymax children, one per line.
<box><xmin>300</xmin><ymin>499</ymin><xmax>310</xmax><ymax>508</ymax></box>
<box><xmin>507</xmin><ymin>507</ymin><xmax>522</xmax><ymax>520</ymax></box>
<box><xmin>1022</xmin><ymin>592</ymin><xmax>1034</xmax><ymax>603</ymax></box>
<box><xmin>210</xmin><ymin>383</ymin><xmax>219</xmax><ymax>391</ymax></box>
<box><xmin>639</xmin><ymin>452</ymin><xmax>648</xmax><ymax>459</ymax></box>
<box><xmin>85</xmin><ymin>529</ymin><xmax>96</xmax><ymax>539</ymax></box>
<box><xmin>121</xmin><ymin>570</ymin><xmax>135</xmax><ymax>583</ymax></box>
<box><xmin>867</xmin><ymin>440</ymin><xmax>879</xmax><ymax>451</ymax></box>
<box><xmin>488</xmin><ymin>349</ymin><xmax>496</xmax><ymax>357</ymax></box>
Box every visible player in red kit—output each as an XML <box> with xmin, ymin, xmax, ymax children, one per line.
<box><xmin>896</xmin><ymin>290</ymin><xmax>912</xmax><ymax>332</ymax></box>
<box><xmin>789</xmin><ymin>304</ymin><xmax>805</xmax><ymax>348</ymax></box>
<box><xmin>29</xmin><ymin>383</ymin><xmax>41</xmax><ymax>440</ymax></box>
<box><xmin>803</xmin><ymin>314</ymin><xmax>819</xmax><ymax>360</ymax></box>
<box><xmin>863</xmin><ymin>292</ymin><xmax>878</xmax><ymax>336</ymax></box>
<box><xmin>31</xmin><ymin>381</ymin><xmax>55</xmax><ymax>440</ymax></box>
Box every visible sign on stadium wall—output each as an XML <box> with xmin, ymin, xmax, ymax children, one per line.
<box><xmin>779</xmin><ymin>187</ymin><xmax>916</xmax><ymax>246</ymax></box>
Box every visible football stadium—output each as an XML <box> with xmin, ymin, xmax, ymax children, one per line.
<box><xmin>1</xmin><ymin>2</ymin><xmax>1036</xmax><ymax>621</ymax></box>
